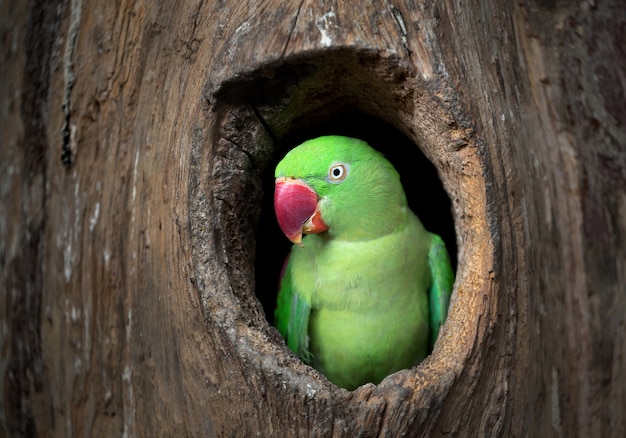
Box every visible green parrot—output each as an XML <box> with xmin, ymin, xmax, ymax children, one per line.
<box><xmin>273</xmin><ymin>135</ymin><xmax>454</xmax><ymax>390</ymax></box>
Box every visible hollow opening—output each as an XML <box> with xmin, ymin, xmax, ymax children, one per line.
<box><xmin>198</xmin><ymin>49</ymin><xmax>483</xmax><ymax>393</ymax></box>
<box><xmin>255</xmin><ymin>110</ymin><xmax>457</xmax><ymax>326</ymax></box>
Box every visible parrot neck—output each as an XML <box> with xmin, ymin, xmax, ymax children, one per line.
<box><xmin>322</xmin><ymin>200</ymin><xmax>411</xmax><ymax>242</ymax></box>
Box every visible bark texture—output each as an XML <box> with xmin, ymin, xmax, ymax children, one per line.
<box><xmin>1</xmin><ymin>0</ymin><xmax>624</xmax><ymax>436</ymax></box>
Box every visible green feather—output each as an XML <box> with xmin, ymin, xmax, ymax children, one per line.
<box><xmin>275</xmin><ymin>258</ymin><xmax>313</xmax><ymax>363</ymax></box>
<box><xmin>427</xmin><ymin>234</ymin><xmax>454</xmax><ymax>346</ymax></box>
<box><xmin>274</xmin><ymin>136</ymin><xmax>454</xmax><ymax>390</ymax></box>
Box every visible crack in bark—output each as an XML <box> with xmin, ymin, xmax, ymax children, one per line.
<box><xmin>221</xmin><ymin>136</ymin><xmax>257</xmax><ymax>169</ymax></box>
<box><xmin>61</xmin><ymin>0</ymin><xmax>82</xmax><ymax>168</ymax></box>
<box><xmin>281</xmin><ymin>0</ymin><xmax>305</xmax><ymax>59</ymax></box>
<box><xmin>385</xmin><ymin>0</ymin><xmax>411</xmax><ymax>57</ymax></box>
<box><xmin>248</xmin><ymin>101</ymin><xmax>278</xmax><ymax>144</ymax></box>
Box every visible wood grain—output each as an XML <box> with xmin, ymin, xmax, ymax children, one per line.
<box><xmin>1</xmin><ymin>0</ymin><xmax>624</xmax><ymax>436</ymax></box>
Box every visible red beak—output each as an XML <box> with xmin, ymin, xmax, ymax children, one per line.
<box><xmin>274</xmin><ymin>177</ymin><xmax>328</xmax><ymax>246</ymax></box>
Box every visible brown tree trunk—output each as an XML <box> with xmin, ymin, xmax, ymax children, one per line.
<box><xmin>2</xmin><ymin>0</ymin><xmax>624</xmax><ymax>436</ymax></box>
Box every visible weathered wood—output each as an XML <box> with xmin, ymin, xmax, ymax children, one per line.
<box><xmin>1</xmin><ymin>0</ymin><xmax>624</xmax><ymax>436</ymax></box>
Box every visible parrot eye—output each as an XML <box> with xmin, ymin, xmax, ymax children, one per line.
<box><xmin>328</xmin><ymin>163</ymin><xmax>348</xmax><ymax>183</ymax></box>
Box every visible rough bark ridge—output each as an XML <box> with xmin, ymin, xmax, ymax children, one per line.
<box><xmin>1</xmin><ymin>0</ymin><xmax>624</xmax><ymax>436</ymax></box>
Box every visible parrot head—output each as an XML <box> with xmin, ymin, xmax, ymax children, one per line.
<box><xmin>274</xmin><ymin>136</ymin><xmax>408</xmax><ymax>245</ymax></box>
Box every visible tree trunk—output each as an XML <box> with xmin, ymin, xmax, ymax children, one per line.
<box><xmin>2</xmin><ymin>0</ymin><xmax>624</xmax><ymax>436</ymax></box>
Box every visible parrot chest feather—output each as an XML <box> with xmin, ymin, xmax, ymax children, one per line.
<box><xmin>288</xmin><ymin>215</ymin><xmax>431</xmax><ymax>389</ymax></box>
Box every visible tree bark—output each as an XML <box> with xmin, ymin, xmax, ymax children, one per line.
<box><xmin>2</xmin><ymin>0</ymin><xmax>624</xmax><ymax>436</ymax></box>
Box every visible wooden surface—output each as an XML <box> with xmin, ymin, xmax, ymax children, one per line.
<box><xmin>2</xmin><ymin>0</ymin><xmax>624</xmax><ymax>436</ymax></box>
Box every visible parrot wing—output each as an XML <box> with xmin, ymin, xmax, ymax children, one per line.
<box><xmin>427</xmin><ymin>234</ymin><xmax>454</xmax><ymax>347</ymax></box>
<box><xmin>275</xmin><ymin>254</ymin><xmax>313</xmax><ymax>364</ymax></box>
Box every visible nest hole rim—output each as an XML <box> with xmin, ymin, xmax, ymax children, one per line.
<box><xmin>201</xmin><ymin>49</ymin><xmax>493</xmax><ymax>397</ymax></box>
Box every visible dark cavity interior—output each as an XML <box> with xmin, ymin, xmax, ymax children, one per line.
<box><xmin>255</xmin><ymin>111</ymin><xmax>457</xmax><ymax>323</ymax></box>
